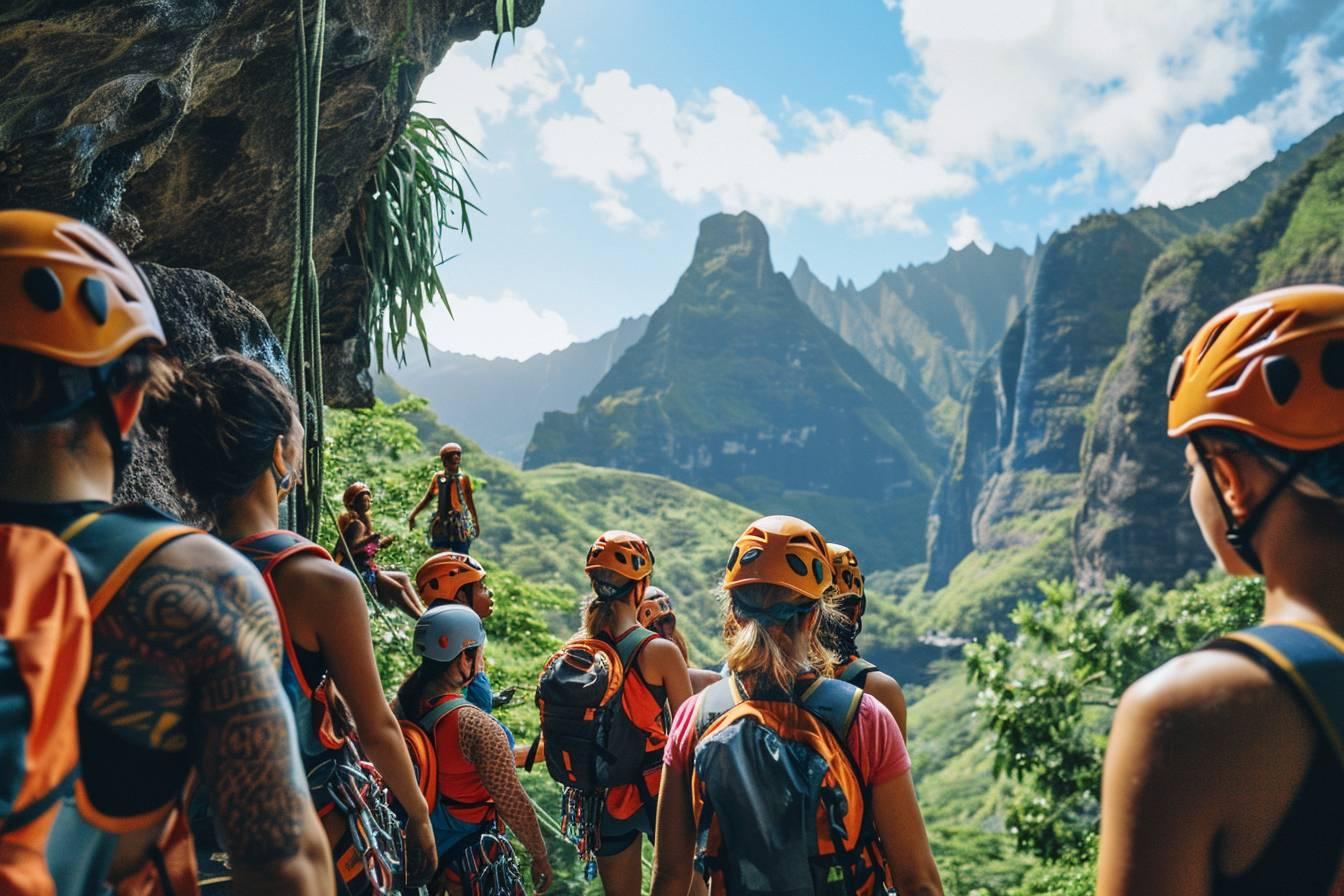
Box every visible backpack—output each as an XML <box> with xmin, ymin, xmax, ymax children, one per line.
<box><xmin>689</xmin><ymin>675</ymin><xmax>889</xmax><ymax>896</ymax></box>
<box><xmin>433</xmin><ymin>474</ymin><xmax>476</xmax><ymax>544</ymax></box>
<box><xmin>532</xmin><ymin>626</ymin><xmax>661</xmax><ymax>792</ymax></box>
<box><xmin>0</xmin><ymin>523</ymin><xmax>91</xmax><ymax>896</ymax></box>
<box><xmin>836</xmin><ymin>657</ymin><xmax>877</xmax><ymax>688</ymax></box>
<box><xmin>44</xmin><ymin>505</ymin><xmax>202</xmax><ymax>896</ymax></box>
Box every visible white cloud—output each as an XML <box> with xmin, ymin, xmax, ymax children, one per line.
<box><xmin>1135</xmin><ymin>33</ymin><xmax>1344</xmax><ymax>208</ymax></box>
<box><xmin>416</xmin><ymin>30</ymin><xmax>568</xmax><ymax>147</ymax></box>
<box><xmin>1134</xmin><ymin>117</ymin><xmax>1274</xmax><ymax>207</ymax></box>
<box><xmin>947</xmin><ymin>210</ymin><xmax>990</xmax><ymax>251</ymax></box>
<box><xmin>894</xmin><ymin>0</ymin><xmax>1259</xmax><ymax>178</ymax></box>
<box><xmin>536</xmin><ymin>69</ymin><xmax>974</xmax><ymax>233</ymax></box>
<box><xmin>420</xmin><ymin>290</ymin><xmax>575</xmax><ymax>360</ymax></box>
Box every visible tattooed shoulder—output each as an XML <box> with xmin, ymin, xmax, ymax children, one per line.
<box><xmin>99</xmin><ymin>534</ymin><xmax>309</xmax><ymax>865</ymax></box>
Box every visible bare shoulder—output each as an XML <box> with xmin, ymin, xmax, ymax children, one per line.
<box><xmin>272</xmin><ymin>551</ymin><xmax>365</xmax><ymax>608</ymax></box>
<box><xmin>1114</xmin><ymin>648</ymin><xmax>1290</xmax><ymax>757</ymax></box>
<box><xmin>864</xmin><ymin>669</ymin><xmax>905</xmax><ymax>700</ymax></box>
<box><xmin>641</xmin><ymin>634</ymin><xmax>687</xmax><ymax>672</ymax></box>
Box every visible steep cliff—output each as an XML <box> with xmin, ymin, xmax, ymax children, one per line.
<box><xmin>922</xmin><ymin>114</ymin><xmax>1344</xmax><ymax>595</ymax></box>
<box><xmin>525</xmin><ymin>211</ymin><xmax>941</xmax><ymax>569</ymax></box>
<box><xmin>791</xmin><ymin>243</ymin><xmax>1030</xmax><ymax>410</ymax></box>
<box><xmin>1076</xmin><ymin>132</ymin><xmax>1344</xmax><ymax>589</ymax></box>
<box><xmin>0</xmin><ymin>0</ymin><xmax>542</xmax><ymax>407</ymax></box>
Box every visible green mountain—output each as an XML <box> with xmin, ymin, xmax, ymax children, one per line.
<box><xmin>1076</xmin><ymin>131</ymin><xmax>1344</xmax><ymax>589</ymax></box>
<box><xmin>389</xmin><ymin>315</ymin><xmax>649</xmax><ymax>464</ymax></box>
<box><xmin>922</xmin><ymin>112</ymin><xmax>1344</xmax><ymax>604</ymax></box>
<box><xmin>790</xmin><ymin>243</ymin><xmax>1031</xmax><ymax>415</ymax></box>
<box><xmin>524</xmin><ymin>211</ymin><xmax>942</xmax><ymax>570</ymax></box>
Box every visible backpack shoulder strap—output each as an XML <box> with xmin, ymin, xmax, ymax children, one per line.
<box><xmin>1207</xmin><ymin>622</ymin><xmax>1344</xmax><ymax>765</ymax></box>
<box><xmin>838</xmin><ymin>657</ymin><xmax>877</xmax><ymax>686</ymax></box>
<box><xmin>614</xmin><ymin>625</ymin><xmax>658</xmax><ymax>669</ymax></box>
<box><xmin>797</xmin><ymin>677</ymin><xmax>865</xmax><ymax>743</ymax></box>
<box><xmin>62</xmin><ymin>505</ymin><xmax>202</xmax><ymax>620</ymax></box>
<box><xmin>693</xmin><ymin>676</ymin><xmax>742</xmax><ymax>739</ymax></box>
<box><xmin>233</xmin><ymin>530</ymin><xmax>332</xmax><ymax>578</ymax></box>
<box><xmin>418</xmin><ymin>695</ymin><xmax>472</xmax><ymax>734</ymax></box>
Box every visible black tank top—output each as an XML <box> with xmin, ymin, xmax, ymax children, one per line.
<box><xmin>1213</xmin><ymin>739</ymin><xmax>1344</xmax><ymax>894</ymax></box>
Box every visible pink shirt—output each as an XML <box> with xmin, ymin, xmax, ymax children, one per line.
<box><xmin>663</xmin><ymin>689</ymin><xmax>911</xmax><ymax>786</ymax></box>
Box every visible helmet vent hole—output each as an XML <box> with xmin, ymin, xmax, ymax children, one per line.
<box><xmin>631</xmin><ymin>555</ymin><xmax>644</xmax><ymax>570</ymax></box>
<box><xmin>428</xmin><ymin>578</ymin><xmax>438</xmax><ymax>589</ymax></box>
<box><xmin>1262</xmin><ymin>355</ymin><xmax>1300</xmax><ymax>406</ymax></box>
<box><xmin>1322</xmin><ymin>341</ymin><xmax>1344</xmax><ymax>389</ymax></box>
<box><xmin>786</xmin><ymin>554</ymin><xmax>808</xmax><ymax>576</ymax></box>
<box><xmin>741</xmin><ymin>548</ymin><xmax>762</xmax><ymax>567</ymax></box>
<box><xmin>615</xmin><ymin>550</ymin><xmax>627</xmax><ymax>564</ymax></box>
<box><xmin>22</xmin><ymin>267</ymin><xmax>63</xmax><ymax>311</ymax></box>
<box><xmin>79</xmin><ymin>277</ymin><xmax>109</xmax><ymax>324</ymax></box>
<box><xmin>812</xmin><ymin>558</ymin><xmax>825</xmax><ymax>583</ymax></box>
<box><xmin>1166</xmin><ymin>355</ymin><xmax>1185</xmax><ymax>401</ymax></box>
<box><xmin>727</xmin><ymin>546</ymin><xmax>741</xmax><ymax>570</ymax></box>
<box><xmin>1197</xmin><ymin>321</ymin><xmax>1229</xmax><ymax>361</ymax></box>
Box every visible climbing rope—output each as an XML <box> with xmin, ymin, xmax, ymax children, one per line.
<box><xmin>284</xmin><ymin>0</ymin><xmax>328</xmax><ymax>540</ymax></box>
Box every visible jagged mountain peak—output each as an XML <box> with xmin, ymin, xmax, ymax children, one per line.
<box><xmin>689</xmin><ymin>211</ymin><xmax>774</xmax><ymax>285</ymax></box>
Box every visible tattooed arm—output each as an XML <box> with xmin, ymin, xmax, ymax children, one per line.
<box><xmin>118</xmin><ymin>535</ymin><xmax>332</xmax><ymax>895</ymax></box>
<box><xmin>459</xmin><ymin>707</ymin><xmax>551</xmax><ymax>886</ymax></box>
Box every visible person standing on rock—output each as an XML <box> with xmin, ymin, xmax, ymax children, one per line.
<box><xmin>1097</xmin><ymin>284</ymin><xmax>1344</xmax><ymax>896</ymax></box>
<box><xmin>408</xmin><ymin>442</ymin><xmax>479</xmax><ymax>554</ymax></box>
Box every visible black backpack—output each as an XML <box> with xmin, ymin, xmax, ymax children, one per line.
<box><xmin>531</xmin><ymin>626</ymin><xmax>661</xmax><ymax>791</ymax></box>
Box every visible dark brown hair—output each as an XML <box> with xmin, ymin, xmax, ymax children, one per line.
<box><xmin>143</xmin><ymin>351</ymin><xmax>297</xmax><ymax>515</ymax></box>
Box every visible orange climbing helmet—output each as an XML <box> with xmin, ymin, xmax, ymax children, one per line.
<box><xmin>1167</xmin><ymin>284</ymin><xmax>1344</xmax><ymax>451</ymax></box>
<box><xmin>0</xmin><ymin>209</ymin><xmax>164</xmax><ymax>367</ymax></box>
<box><xmin>828</xmin><ymin>544</ymin><xmax>864</xmax><ymax>598</ymax></box>
<box><xmin>585</xmin><ymin>530</ymin><xmax>654</xmax><ymax>582</ymax></box>
<box><xmin>440</xmin><ymin>442</ymin><xmax>464</xmax><ymax>459</ymax></box>
<box><xmin>342</xmin><ymin>482</ymin><xmax>371</xmax><ymax>509</ymax></box>
<box><xmin>637</xmin><ymin>586</ymin><xmax>675</xmax><ymax>629</ymax></box>
<box><xmin>724</xmin><ymin>515</ymin><xmax>832</xmax><ymax>601</ymax></box>
<box><xmin>415</xmin><ymin>551</ymin><xmax>486</xmax><ymax>603</ymax></box>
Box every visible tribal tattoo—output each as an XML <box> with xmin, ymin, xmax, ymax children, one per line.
<box><xmin>458</xmin><ymin>707</ymin><xmax>549</xmax><ymax>866</ymax></box>
<box><xmin>90</xmin><ymin>538</ymin><xmax>310</xmax><ymax>866</ymax></box>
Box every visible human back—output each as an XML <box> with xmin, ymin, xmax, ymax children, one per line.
<box><xmin>1097</xmin><ymin>284</ymin><xmax>1344</xmax><ymax>896</ymax></box>
<box><xmin>0</xmin><ymin>210</ymin><xmax>330</xmax><ymax>895</ymax></box>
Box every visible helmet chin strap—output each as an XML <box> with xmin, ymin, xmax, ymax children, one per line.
<box><xmin>1189</xmin><ymin>433</ymin><xmax>1311</xmax><ymax>575</ymax></box>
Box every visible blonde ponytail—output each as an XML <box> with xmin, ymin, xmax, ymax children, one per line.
<box><xmin>721</xmin><ymin>583</ymin><xmax>838</xmax><ymax>691</ymax></box>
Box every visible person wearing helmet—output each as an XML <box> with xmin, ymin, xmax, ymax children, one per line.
<box><xmin>820</xmin><ymin>543</ymin><xmax>909</xmax><ymax>736</ymax></box>
<box><xmin>1097</xmin><ymin>285</ymin><xmax>1344</xmax><ymax>896</ymax></box>
<box><xmin>0</xmin><ymin>211</ymin><xmax>331</xmax><ymax>895</ymax></box>
<box><xmin>148</xmin><ymin>352</ymin><xmax>440</xmax><ymax>892</ymax></box>
<box><xmin>337</xmin><ymin>480</ymin><xmax>424</xmax><ymax>619</ymax></box>
<box><xmin>577</xmin><ymin>531</ymin><xmax>693</xmax><ymax>896</ymax></box>
<box><xmin>412</xmin><ymin>552</ymin><xmax>515</xmax><ymax>740</ymax></box>
<box><xmin>407</xmin><ymin>442</ymin><xmax>479</xmax><ymax>553</ymax></box>
<box><xmin>651</xmin><ymin>515</ymin><xmax>942</xmax><ymax>896</ymax></box>
<box><xmin>638</xmin><ymin>586</ymin><xmax>722</xmax><ymax>694</ymax></box>
<box><xmin>395</xmin><ymin>605</ymin><xmax>552</xmax><ymax>895</ymax></box>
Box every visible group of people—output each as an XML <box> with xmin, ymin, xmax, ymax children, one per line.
<box><xmin>1</xmin><ymin>206</ymin><xmax>1342</xmax><ymax>896</ymax></box>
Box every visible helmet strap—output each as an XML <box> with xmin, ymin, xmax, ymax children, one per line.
<box><xmin>1190</xmin><ymin>434</ymin><xmax>1310</xmax><ymax>576</ymax></box>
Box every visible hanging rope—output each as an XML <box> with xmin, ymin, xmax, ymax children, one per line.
<box><xmin>285</xmin><ymin>0</ymin><xmax>328</xmax><ymax>540</ymax></box>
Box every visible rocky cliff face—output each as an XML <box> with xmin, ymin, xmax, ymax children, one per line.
<box><xmin>0</xmin><ymin>0</ymin><xmax>541</xmax><ymax>515</ymax></box>
<box><xmin>922</xmin><ymin>114</ymin><xmax>1344</xmax><ymax>594</ymax></box>
<box><xmin>525</xmin><ymin>211</ymin><xmax>941</xmax><ymax>569</ymax></box>
<box><xmin>791</xmin><ymin>243</ymin><xmax>1030</xmax><ymax>410</ymax></box>
<box><xmin>0</xmin><ymin>0</ymin><xmax>541</xmax><ymax>406</ymax></box>
<box><xmin>392</xmin><ymin>314</ymin><xmax>651</xmax><ymax>464</ymax></box>
<box><xmin>1075</xmin><ymin>133</ymin><xmax>1344</xmax><ymax>589</ymax></box>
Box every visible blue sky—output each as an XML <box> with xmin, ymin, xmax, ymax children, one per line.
<box><xmin>411</xmin><ymin>0</ymin><xmax>1344</xmax><ymax>360</ymax></box>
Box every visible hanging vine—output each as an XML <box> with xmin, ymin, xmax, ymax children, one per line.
<box><xmin>284</xmin><ymin>0</ymin><xmax>327</xmax><ymax>540</ymax></box>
